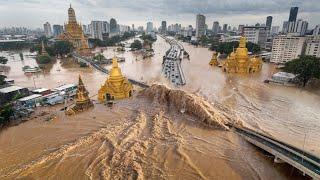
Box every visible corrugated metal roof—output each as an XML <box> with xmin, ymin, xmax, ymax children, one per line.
<box><xmin>53</xmin><ymin>84</ymin><xmax>76</xmax><ymax>91</ymax></box>
<box><xmin>18</xmin><ymin>94</ymin><xmax>42</xmax><ymax>101</ymax></box>
<box><xmin>0</xmin><ymin>86</ymin><xmax>25</xmax><ymax>93</ymax></box>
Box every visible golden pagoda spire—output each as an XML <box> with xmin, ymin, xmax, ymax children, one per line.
<box><xmin>66</xmin><ymin>75</ymin><xmax>93</xmax><ymax>115</ymax></box>
<box><xmin>98</xmin><ymin>56</ymin><xmax>133</xmax><ymax>102</ymax></box>
<box><xmin>209</xmin><ymin>52</ymin><xmax>219</xmax><ymax>66</ymax></box>
<box><xmin>239</xmin><ymin>36</ymin><xmax>247</xmax><ymax>48</ymax></box>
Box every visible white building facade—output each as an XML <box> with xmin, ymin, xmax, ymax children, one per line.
<box><xmin>43</xmin><ymin>22</ymin><xmax>52</xmax><ymax>38</ymax></box>
<box><xmin>271</xmin><ymin>35</ymin><xmax>306</xmax><ymax>63</ymax></box>
<box><xmin>90</xmin><ymin>21</ymin><xmax>103</xmax><ymax>40</ymax></box>
<box><xmin>243</xmin><ymin>26</ymin><xmax>269</xmax><ymax>49</ymax></box>
<box><xmin>196</xmin><ymin>14</ymin><xmax>206</xmax><ymax>38</ymax></box>
<box><xmin>305</xmin><ymin>35</ymin><xmax>320</xmax><ymax>58</ymax></box>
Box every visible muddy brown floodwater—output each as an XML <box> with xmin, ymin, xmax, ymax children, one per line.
<box><xmin>0</xmin><ymin>36</ymin><xmax>319</xmax><ymax>179</ymax></box>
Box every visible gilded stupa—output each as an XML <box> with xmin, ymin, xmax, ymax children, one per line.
<box><xmin>209</xmin><ymin>52</ymin><xmax>219</xmax><ymax>66</ymax></box>
<box><xmin>98</xmin><ymin>57</ymin><xmax>133</xmax><ymax>102</ymax></box>
<box><xmin>66</xmin><ymin>75</ymin><xmax>93</xmax><ymax>115</ymax></box>
<box><xmin>57</xmin><ymin>4</ymin><xmax>91</xmax><ymax>56</ymax></box>
<box><xmin>222</xmin><ymin>36</ymin><xmax>263</xmax><ymax>73</ymax></box>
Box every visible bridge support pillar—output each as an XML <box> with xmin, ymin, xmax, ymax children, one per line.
<box><xmin>274</xmin><ymin>156</ymin><xmax>285</xmax><ymax>163</ymax></box>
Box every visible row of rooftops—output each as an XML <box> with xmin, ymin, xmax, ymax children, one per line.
<box><xmin>0</xmin><ymin>83</ymin><xmax>77</xmax><ymax>104</ymax></box>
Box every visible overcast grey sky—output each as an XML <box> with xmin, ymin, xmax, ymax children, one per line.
<box><xmin>0</xmin><ymin>0</ymin><xmax>319</xmax><ymax>29</ymax></box>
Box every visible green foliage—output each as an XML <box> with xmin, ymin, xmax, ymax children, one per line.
<box><xmin>52</xmin><ymin>41</ymin><xmax>73</xmax><ymax>56</ymax></box>
<box><xmin>0</xmin><ymin>56</ymin><xmax>8</xmax><ymax>64</ymax></box>
<box><xmin>0</xmin><ymin>104</ymin><xmax>14</xmax><ymax>126</ymax></box>
<box><xmin>0</xmin><ymin>75</ymin><xmax>7</xmax><ymax>85</ymax></box>
<box><xmin>0</xmin><ymin>41</ymin><xmax>34</xmax><ymax>50</ymax></box>
<box><xmin>37</xmin><ymin>55</ymin><xmax>52</xmax><ymax>64</ymax></box>
<box><xmin>89</xmin><ymin>31</ymin><xmax>135</xmax><ymax>47</ymax></box>
<box><xmin>30</xmin><ymin>41</ymin><xmax>73</xmax><ymax>57</ymax></box>
<box><xmin>130</xmin><ymin>40</ymin><xmax>142</xmax><ymax>50</ymax></box>
<box><xmin>34</xmin><ymin>36</ymin><xmax>49</xmax><ymax>44</ymax></box>
<box><xmin>140</xmin><ymin>34</ymin><xmax>156</xmax><ymax>42</ymax></box>
<box><xmin>79</xmin><ymin>62</ymin><xmax>89</xmax><ymax>68</ymax></box>
<box><xmin>93</xmin><ymin>53</ymin><xmax>105</xmax><ymax>61</ymax></box>
<box><xmin>283</xmin><ymin>56</ymin><xmax>320</xmax><ymax>86</ymax></box>
<box><xmin>199</xmin><ymin>36</ymin><xmax>211</xmax><ymax>46</ymax></box>
<box><xmin>211</xmin><ymin>41</ymin><xmax>260</xmax><ymax>54</ymax></box>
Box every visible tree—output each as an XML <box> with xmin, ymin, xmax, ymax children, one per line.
<box><xmin>0</xmin><ymin>75</ymin><xmax>7</xmax><ymax>85</ymax></box>
<box><xmin>37</xmin><ymin>55</ymin><xmax>52</xmax><ymax>64</ymax></box>
<box><xmin>93</xmin><ymin>53</ymin><xmax>105</xmax><ymax>61</ymax></box>
<box><xmin>53</xmin><ymin>41</ymin><xmax>73</xmax><ymax>56</ymax></box>
<box><xmin>0</xmin><ymin>56</ymin><xmax>8</xmax><ymax>65</ymax></box>
<box><xmin>130</xmin><ymin>40</ymin><xmax>142</xmax><ymax>50</ymax></box>
<box><xmin>0</xmin><ymin>104</ymin><xmax>14</xmax><ymax>126</ymax></box>
<box><xmin>212</xmin><ymin>41</ymin><xmax>261</xmax><ymax>54</ymax></box>
<box><xmin>283</xmin><ymin>56</ymin><xmax>320</xmax><ymax>87</ymax></box>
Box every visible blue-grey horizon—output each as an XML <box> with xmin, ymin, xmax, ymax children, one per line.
<box><xmin>0</xmin><ymin>0</ymin><xmax>319</xmax><ymax>29</ymax></box>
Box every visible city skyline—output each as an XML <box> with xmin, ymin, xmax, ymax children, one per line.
<box><xmin>0</xmin><ymin>0</ymin><xmax>319</xmax><ymax>29</ymax></box>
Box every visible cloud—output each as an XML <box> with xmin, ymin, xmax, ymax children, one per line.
<box><xmin>0</xmin><ymin>0</ymin><xmax>319</xmax><ymax>28</ymax></box>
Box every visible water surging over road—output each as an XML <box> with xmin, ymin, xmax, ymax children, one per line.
<box><xmin>0</xmin><ymin>85</ymin><xmax>290</xmax><ymax>179</ymax></box>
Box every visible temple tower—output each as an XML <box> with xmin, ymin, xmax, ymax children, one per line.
<box><xmin>98</xmin><ymin>57</ymin><xmax>133</xmax><ymax>102</ymax></box>
<box><xmin>66</xmin><ymin>75</ymin><xmax>93</xmax><ymax>115</ymax></box>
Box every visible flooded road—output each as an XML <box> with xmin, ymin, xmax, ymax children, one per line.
<box><xmin>0</xmin><ymin>36</ymin><xmax>319</xmax><ymax>179</ymax></box>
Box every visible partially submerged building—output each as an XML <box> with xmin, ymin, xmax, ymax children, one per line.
<box><xmin>0</xmin><ymin>86</ymin><xmax>29</xmax><ymax>105</ymax></box>
<box><xmin>66</xmin><ymin>75</ymin><xmax>93</xmax><ymax>115</ymax></box>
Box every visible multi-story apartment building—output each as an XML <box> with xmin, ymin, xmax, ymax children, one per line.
<box><xmin>243</xmin><ymin>26</ymin><xmax>269</xmax><ymax>49</ymax></box>
<box><xmin>271</xmin><ymin>35</ymin><xmax>306</xmax><ymax>63</ymax></box>
<box><xmin>305</xmin><ymin>35</ymin><xmax>320</xmax><ymax>58</ymax></box>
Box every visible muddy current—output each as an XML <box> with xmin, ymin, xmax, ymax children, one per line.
<box><xmin>0</xmin><ymin>85</ymin><xmax>294</xmax><ymax>179</ymax></box>
<box><xmin>0</xmin><ymin>36</ymin><xmax>319</xmax><ymax>179</ymax></box>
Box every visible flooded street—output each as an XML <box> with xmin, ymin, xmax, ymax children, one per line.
<box><xmin>0</xmin><ymin>36</ymin><xmax>319</xmax><ymax>179</ymax></box>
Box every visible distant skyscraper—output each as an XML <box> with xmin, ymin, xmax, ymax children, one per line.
<box><xmin>212</xmin><ymin>21</ymin><xmax>219</xmax><ymax>35</ymax></box>
<box><xmin>313</xmin><ymin>25</ymin><xmax>320</xmax><ymax>36</ymax></box>
<box><xmin>286</xmin><ymin>19</ymin><xmax>308</xmax><ymax>36</ymax></box>
<box><xmin>52</xmin><ymin>25</ymin><xmax>63</xmax><ymax>37</ymax></box>
<box><xmin>243</xmin><ymin>26</ymin><xmax>269</xmax><ymax>49</ymax></box>
<box><xmin>110</xmin><ymin>18</ymin><xmax>118</xmax><ymax>34</ymax></box>
<box><xmin>271</xmin><ymin>26</ymin><xmax>280</xmax><ymax>35</ymax></box>
<box><xmin>102</xmin><ymin>21</ymin><xmax>110</xmax><ymax>34</ymax></box>
<box><xmin>223</xmin><ymin>24</ymin><xmax>228</xmax><ymax>33</ymax></box>
<box><xmin>289</xmin><ymin>7</ymin><xmax>299</xmax><ymax>22</ymax></box>
<box><xmin>146</xmin><ymin>22</ymin><xmax>153</xmax><ymax>33</ymax></box>
<box><xmin>43</xmin><ymin>22</ymin><xmax>52</xmax><ymax>37</ymax></box>
<box><xmin>90</xmin><ymin>21</ymin><xmax>103</xmax><ymax>40</ymax></box>
<box><xmin>266</xmin><ymin>16</ymin><xmax>273</xmax><ymax>28</ymax></box>
<box><xmin>196</xmin><ymin>14</ymin><xmax>206</xmax><ymax>38</ymax></box>
<box><xmin>132</xmin><ymin>24</ymin><xmax>135</xmax><ymax>31</ymax></box>
<box><xmin>161</xmin><ymin>21</ymin><xmax>167</xmax><ymax>34</ymax></box>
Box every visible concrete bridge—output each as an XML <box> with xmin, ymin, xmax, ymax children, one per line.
<box><xmin>159</xmin><ymin>35</ymin><xmax>186</xmax><ymax>86</ymax></box>
<box><xmin>234</xmin><ymin>127</ymin><xmax>320</xmax><ymax>179</ymax></box>
<box><xmin>72</xmin><ymin>52</ymin><xmax>149</xmax><ymax>88</ymax></box>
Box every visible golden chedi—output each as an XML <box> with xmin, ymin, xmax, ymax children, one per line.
<box><xmin>57</xmin><ymin>4</ymin><xmax>91</xmax><ymax>56</ymax></box>
<box><xmin>98</xmin><ymin>57</ymin><xmax>133</xmax><ymax>102</ymax></box>
<box><xmin>66</xmin><ymin>75</ymin><xmax>93</xmax><ymax>115</ymax></box>
<box><xmin>209</xmin><ymin>52</ymin><xmax>219</xmax><ymax>66</ymax></box>
<box><xmin>222</xmin><ymin>36</ymin><xmax>262</xmax><ymax>73</ymax></box>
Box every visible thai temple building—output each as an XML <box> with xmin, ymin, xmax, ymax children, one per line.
<box><xmin>57</xmin><ymin>4</ymin><xmax>91</xmax><ymax>56</ymax></box>
<box><xmin>222</xmin><ymin>36</ymin><xmax>263</xmax><ymax>73</ymax></box>
<box><xmin>66</xmin><ymin>75</ymin><xmax>93</xmax><ymax>115</ymax></box>
<box><xmin>209</xmin><ymin>52</ymin><xmax>219</xmax><ymax>66</ymax></box>
<box><xmin>98</xmin><ymin>57</ymin><xmax>133</xmax><ymax>102</ymax></box>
